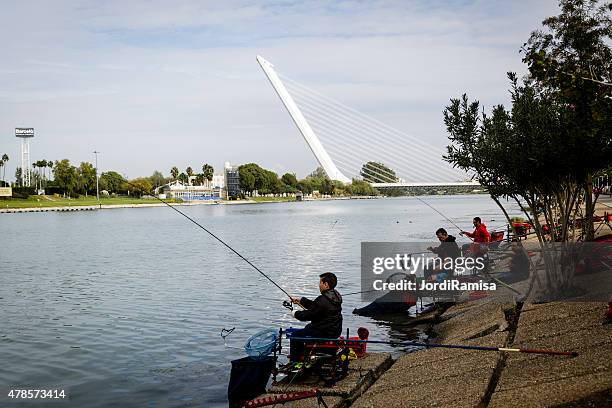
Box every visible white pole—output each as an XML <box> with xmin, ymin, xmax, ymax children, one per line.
<box><xmin>256</xmin><ymin>55</ymin><xmax>350</xmax><ymax>183</ymax></box>
<box><xmin>93</xmin><ymin>150</ymin><xmax>100</xmax><ymax>202</ymax></box>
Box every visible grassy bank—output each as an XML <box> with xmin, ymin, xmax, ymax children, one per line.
<box><xmin>0</xmin><ymin>195</ymin><xmax>181</xmax><ymax>209</ymax></box>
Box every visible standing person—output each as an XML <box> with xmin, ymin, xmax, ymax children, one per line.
<box><xmin>461</xmin><ymin>217</ymin><xmax>491</xmax><ymax>257</ymax></box>
<box><xmin>288</xmin><ymin>273</ymin><xmax>343</xmax><ymax>362</ymax></box>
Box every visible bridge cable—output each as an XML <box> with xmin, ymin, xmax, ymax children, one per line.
<box><xmin>280</xmin><ymin>78</ymin><xmax>465</xmax><ymax>182</ymax></box>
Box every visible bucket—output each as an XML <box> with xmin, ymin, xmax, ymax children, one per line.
<box><xmin>227</xmin><ymin>356</ymin><xmax>275</xmax><ymax>408</ymax></box>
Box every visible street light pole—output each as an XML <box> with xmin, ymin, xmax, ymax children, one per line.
<box><xmin>93</xmin><ymin>150</ymin><xmax>100</xmax><ymax>202</ymax></box>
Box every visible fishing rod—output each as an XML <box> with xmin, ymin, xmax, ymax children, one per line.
<box><xmin>286</xmin><ymin>336</ymin><xmax>577</xmax><ymax>357</ymax></box>
<box><xmin>122</xmin><ymin>180</ymin><xmax>295</xmax><ymax>302</ymax></box>
<box><xmin>412</xmin><ymin>195</ymin><xmax>465</xmax><ymax>233</ymax></box>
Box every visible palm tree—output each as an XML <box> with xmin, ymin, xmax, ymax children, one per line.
<box><xmin>201</xmin><ymin>163</ymin><xmax>214</xmax><ymax>182</ymax></box>
<box><xmin>186</xmin><ymin>166</ymin><xmax>193</xmax><ymax>185</ymax></box>
<box><xmin>32</xmin><ymin>162</ymin><xmax>38</xmax><ymax>189</ymax></box>
<box><xmin>47</xmin><ymin>160</ymin><xmax>53</xmax><ymax>183</ymax></box>
<box><xmin>2</xmin><ymin>154</ymin><xmax>8</xmax><ymax>182</ymax></box>
<box><xmin>170</xmin><ymin>166</ymin><xmax>179</xmax><ymax>180</ymax></box>
<box><xmin>38</xmin><ymin>160</ymin><xmax>47</xmax><ymax>188</ymax></box>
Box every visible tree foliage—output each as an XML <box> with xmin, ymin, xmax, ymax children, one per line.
<box><xmin>125</xmin><ymin>178</ymin><xmax>153</xmax><ymax>197</ymax></box>
<box><xmin>53</xmin><ymin>159</ymin><xmax>78</xmax><ymax>196</ymax></box>
<box><xmin>170</xmin><ymin>167</ymin><xmax>179</xmax><ymax>180</ymax></box>
<box><xmin>149</xmin><ymin>170</ymin><xmax>165</xmax><ymax>188</ymax></box>
<box><xmin>77</xmin><ymin>162</ymin><xmax>97</xmax><ymax>195</ymax></box>
<box><xmin>347</xmin><ymin>179</ymin><xmax>377</xmax><ymax>196</ymax></box>
<box><xmin>99</xmin><ymin>171</ymin><xmax>125</xmax><ymax>193</ymax></box>
<box><xmin>201</xmin><ymin>164</ymin><xmax>214</xmax><ymax>181</ymax></box>
<box><xmin>522</xmin><ymin>0</ymin><xmax>612</xmax><ymax>239</ymax></box>
<box><xmin>281</xmin><ymin>173</ymin><xmax>298</xmax><ymax>189</ymax></box>
<box><xmin>443</xmin><ymin>0</ymin><xmax>612</xmax><ymax>293</ymax></box>
<box><xmin>238</xmin><ymin>163</ymin><xmax>284</xmax><ymax>194</ymax></box>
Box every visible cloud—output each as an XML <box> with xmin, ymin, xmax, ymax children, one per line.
<box><xmin>0</xmin><ymin>0</ymin><xmax>560</xmax><ymax>180</ymax></box>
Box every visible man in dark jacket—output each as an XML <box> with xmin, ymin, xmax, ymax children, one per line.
<box><xmin>428</xmin><ymin>228</ymin><xmax>461</xmax><ymax>261</ymax></box>
<box><xmin>426</xmin><ymin>228</ymin><xmax>461</xmax><ymax>279</ymax></box>
<box><xmin>288</xmin><ymin>272</ymin><xmax>343</xmax><ymax>361</ymax></box>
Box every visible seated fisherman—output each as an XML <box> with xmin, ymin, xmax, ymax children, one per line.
<box><xmin>495</xmin><ymin>241</ymin><xmax>530</xmax><ymax>284</ymax></box>
<box><xmin>426</xmin><ymin>227</ymin><xmax>461</xmax><ymax>280</ymax></box>
<box><xmin>289</xmin><ymin>272</ymin><xmax>343</xmax><ymax>361</ymax></box>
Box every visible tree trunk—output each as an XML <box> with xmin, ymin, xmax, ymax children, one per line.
<box><xmin>584</xmin><ymin>175</ymin><xmax>594</xmax><ymax>241</ymax></box>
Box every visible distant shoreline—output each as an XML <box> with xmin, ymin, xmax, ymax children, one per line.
<box><xmin>0</xmin><ymin>192</ymin><xmax>500</xmax><ymax>213</ymax></box>
<box><xmin>0</xmin><ymin>195</ymin><xmax>385</xmax><ymax>213</ymax></box>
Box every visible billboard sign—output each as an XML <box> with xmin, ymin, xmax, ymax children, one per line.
<box><xmin>15</xmin><ymin>128</ymin><xmax>34</xmax><ymax>138</ymax></box>
<box><xmin>0</xmin><ymin>187</ymin><xmax>12</xmax><ymax>197</ymax></box>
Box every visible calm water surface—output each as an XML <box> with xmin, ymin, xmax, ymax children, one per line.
<box><xmin>1</xmin><ymin>195</ymin><xmax>517</xmax><ymax>407</ymax></box>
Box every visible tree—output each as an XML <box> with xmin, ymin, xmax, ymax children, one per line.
<box><xmin>15</xmin><ymin>167</ymin><xmax>22</xmax><ymax>186</ymax></box>
<box><xmin>443</xmin><ymin>77</ymin><xmax>600</xmax><ymax>293</ymax></box>
<box><xmin>47</xmin><ymin>159</ymin><xmax>52</xmax><ymax>182</ymax></box>
<box><xmin>126</xmin><ymin>178</ymin><xmax>152</xmax><ymax>197</ymax></box>
<box><xmin>32</xmin><ymin>162</ymin><xmax>37</xmax><ymax>189</ymax></box>
<box><xmin>170</xmin><ymin>166</ymin><xmax>179</xmax><ymax>180</ymax></box>
<box><xmin>77</xmin><ymin>162</ymin><xmax>97</xmax><ymax>196</ymax></box>
<box><xmin>99</xmin><ymin>171</ymin><xmax>125</xmax><ymax>193</ymax></box>
<box><xmin>297</xmin><ymin>178</ymin><xmax>313</xmax><ymax>194</ymax></box>
<box><xmin>238</xmin><ymin>163</ymin><xmax>264</xmax><ymax>194</ymax></box>
<box><xmin>309</xmin><ymin>167</ymin><xmax>327</xmax><ymax>179</ymax></box>
<box><xmin>237</xmin><ymin>163</ymin><xmax>287</xmax><ymax>195</ymax></box>
<box><xmin>443</xmin><ymin>1</ymin><xmax>612</xmax><ymax>293</ymax></box>
<box><xmin>178</xmin><ymin>172</ymin><xmax>188</xmax><ymax>184</ymax></box>
<box><xmin>1</xmin><ymin>153</ymin><xmax>8</xmax><ymax>181</ymax></box>
<box><xmin>201</xmin><ymin>164</ymin><xmax>214</xmax><ymax>182</ymax></box>
<box><xmin>347</xmin><ymin>179</ymin><xmax>377</xmax><ymax>196</ymax></box>
<box><xmin>360</xmin><ymin>161</ymin><xmax>398</xmax><ymax>183</ymax></box>
<box><xmin>522</xmin><ymin>0</ymin><xmax>612</xmax><ymax>240</ymax></box>
<box><xmin>281</xmin><ymin>173</ymin><xmax>298</xmax><ymax>189</ymax></box>
<box><xmin>186</xmin><ymin>166</ymin><xmax>194</xmax><ymax>185</ymax></box>
<box><xmin>53</xmin><ymin>159</ymin><xmax>78</xmax><ymax>197</ymax></box>
<box><xmin>239</xmin><ymin>170</ymin><xmax>256</xmax><ymax>193</ymax></box>
<box><xmin>37</xmin><ymin>160</ymin><xmax>48</xmax><ymax>187</ymax></box>
<box><xmin>149</xmin><ymin>170</ymin><xmax>165</xmax><ymax>188</ymax></box>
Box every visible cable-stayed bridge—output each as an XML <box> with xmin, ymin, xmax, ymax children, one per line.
<box><xmin>256</xmin><ymin>56</ymin><xmax>478</xmax><ymax>189</ymax></box>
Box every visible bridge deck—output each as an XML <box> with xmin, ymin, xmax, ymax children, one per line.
<box><xmin>371</xmin><ymin>182</ymin><xmax>480</xmax><ymax>188</ymax></box>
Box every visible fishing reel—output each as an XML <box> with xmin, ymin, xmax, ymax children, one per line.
<box><xmin>282</xmin><ymin>300</ymin><xmax>294</xmax><ymax>311</ymax></box>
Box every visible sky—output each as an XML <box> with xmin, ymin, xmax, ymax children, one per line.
<box><xmin>0</xmin><ymin>0</ymin><xmax>561</xmax><ymax>181</ymax></box>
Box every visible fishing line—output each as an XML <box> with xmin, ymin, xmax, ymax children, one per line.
<box><xmin>412</xmin><ymin>196</ymin><xmax>467</xmax><ymax>234</ymax></box>
<box><xmin>122</xmin><ymin>180</ymin><xmax>294</xmax><ymax>301</ymax></box>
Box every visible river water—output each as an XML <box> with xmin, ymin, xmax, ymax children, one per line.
<box><xmin>1</xmin><ymin>195</ymin><xmax>516</xmax><ymax>407</ymax></box>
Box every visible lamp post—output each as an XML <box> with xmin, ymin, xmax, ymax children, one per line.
<box><xmin>93</xmin><ymin>150</ymin><xmax>100</xmax><ymax>203</ymax></box>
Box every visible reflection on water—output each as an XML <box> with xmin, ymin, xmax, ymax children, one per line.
<box><xmin>0</xmin><ymin>195</ymin><xmax>516</xmax><ymax>407</ymax></box>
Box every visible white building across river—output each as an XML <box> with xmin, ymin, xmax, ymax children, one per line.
<box><xmin>158</xmin><ymin>179</ymin><xmax>223</xmax><ymax>201</ymax></box>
